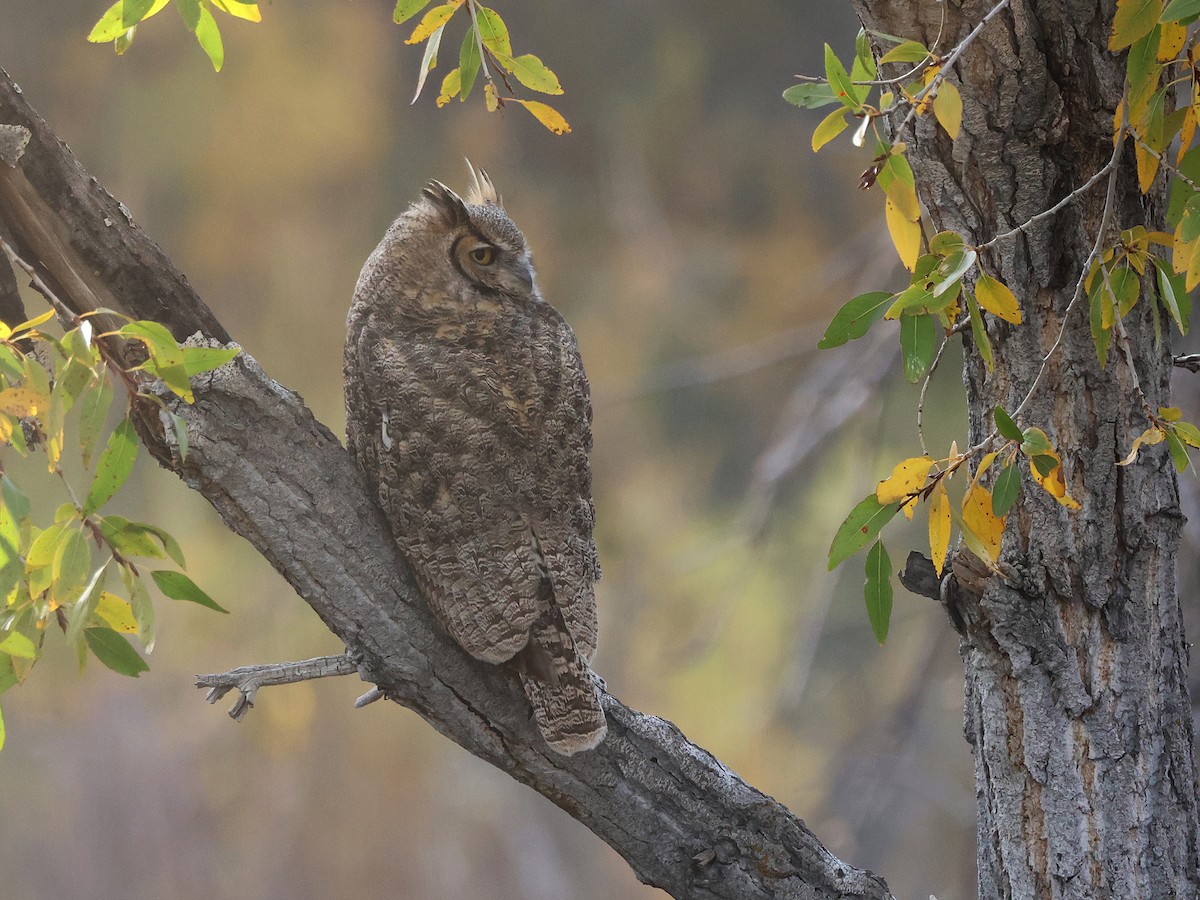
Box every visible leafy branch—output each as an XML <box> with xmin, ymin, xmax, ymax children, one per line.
<box><xmin>85</xmin><ymin>0</ymin><xmax>572</xmax><ymax>134</ymax></box>
<box><xmin>0</xmin><ymin>236</ymin><xmax>236</xmax><ymax>751</ymax></box>
<box><xmin>787</xmin><ymin>0</ymin><xmax>1200</xmax><ymax>639</ymax></box>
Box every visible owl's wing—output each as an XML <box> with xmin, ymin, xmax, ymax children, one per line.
<box><xmin>528</xmin><ymin>316</ymin><xmax>601</xmax><ymax>663</ymax></box>
<box><xmin>346</xmin><ymin>316</ymin><xmax>542</xmax><ymax>663</ymax></box>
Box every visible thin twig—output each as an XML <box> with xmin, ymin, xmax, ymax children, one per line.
<box><xmin>893</xmin><ymin>0</ymin><xmax>1012</xmax><ymax>140</ymax></box>
<box><xmin>978</xmin><ymin>160</ymin><xmax>1118</xmax><ymax>250</ymax></box>
<box><xmin>1009</xmin><ymin>121</ymin><xmax>1127</xmax><ymax>424</ymax></box>
<box><xmin>466</xmin><ymin>0</ymin><xmax>492</xmax><ymax>84</ymax></box>
<box><xmin>0</xmin><ymin>235</ymin><xmax>80</xmax><ymax>329</ymax></box>
<box><xmin>1130</xmin><ymin>128</ymin><xmax>1200</xmax><ymax>193</ymax></box>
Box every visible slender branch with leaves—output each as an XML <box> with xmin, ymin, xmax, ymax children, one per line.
<box><xmin>786</xmin><ymin>0</ymin><xmax>1200</xmax><ymax>640</ymax></box>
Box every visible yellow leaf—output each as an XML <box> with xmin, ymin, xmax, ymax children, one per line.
<box><xmin>1136</xmin><ymin>141</ymin><xmax>1160</xmax><ymax>193</ymax></box>
<box><xmin>484</xmin><ymin>82</ymin><xmax>499</xmax><ymax>112</ymax></box>
<box><xmin>1177</xmin><ymin>110</ymin><xmax>1193</xmax><ymax>166</ymax></box>
<box><xmin>211</xmin><ymin>0</ymin><xmax>262</xmax><ymax>22</ymax></box>
<box><xmin>1158</xmin><ymin>21</ymin><xmax>1187</xmax><ymax>61</ymax></box>
<box><xmin>1109</xmin><ymin>0</ymin><xmax>1163</xmax><ymax>51</ymax></box>
<box><xmin>1114</xmin><ymin>98</ymin><xmax>1125</xmax><ymax>147</ymax></box>
<box><xmin>962</xmin><ymin>482</ymin><xmax>1004</xmax><ymax>563</ymax></box>
<box><xmin>1029</xmin><ymin>449</ymin><xmax>1081</xmax><ymax>508</ymax></box>
<box><xmin>974</xmin><ymin>273</ymin><xmax>1023</xmax><ymax>324</ymax></box>
<box><xmin>10</xmin><ymin>309</ymin><xmax>54</xmax><ymax>336</ymax></box>
<box><xmin>1160</xmin><ymin>405</ymin><xmax>1183</xmax><ymax>421</ymax></box>
<box><xmin>513</xmin><ymin>99</ymin><xmax>572</xmax><ymax>135</ymax></box>
<box><xmin>812</xmin><ymin>108</ymin><xmax>849</xmax><ymax>153</ymax></box>
<box><xmin>0</xmin><ymin>415</ymin><xmax>11</xmax><ymax>444</ymax></box>
<box><xmin>94</xmin><ymin>592</ymin><xmax>139</xmax><ymax>634</ymax></box>
<box><xmin>0</xmin><ymin>387</ymin><xmax>42</xmax><ymax>417</ymax></box>
<box><xmin>886</xmin><ymin>198</ymin><xmax>921</xmax><ymax>271</ymax></box>
<box><xmin>406</xmin><ymin>1</ymin><xmax>461</xmax><ymax>45</ymax></box>
<box><xmin>928</xmin><ymin>479</ymin><xmax>951</xmax><ymax>576</ymax></box>
<box><xmin>436</xmin><ymin>67</ymin><xmax>461</xmax><ymax>107</ymax></box>
<box><xmin>975</xmin><ymin>450</ymin><xmax>999</xmax><ymax>481</ymax></box>
<box><xmin>933</xmin><ymin>81</ymin><xmax>963</xmax><ymax>140</ymax></box>
<box><xmin>1118</xmin><ymin>427</ymin><xmax>1165</xmax><ymax>465</ymax></box>
<box><xmin>876</xmin><ymin>455</ymin><xmax>934</xmax><ymax>504</ymax></box>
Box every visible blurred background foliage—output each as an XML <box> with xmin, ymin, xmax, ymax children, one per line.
<box><xmin>0</xmin><ymin>1</ymin><xmax>1095</xmax><ymax>897</ymax></box>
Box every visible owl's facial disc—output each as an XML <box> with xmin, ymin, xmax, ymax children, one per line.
<box><xmin>451</xmin><ymin>234</ymin><xmax>533</xmax><ymax>297</ymax></box>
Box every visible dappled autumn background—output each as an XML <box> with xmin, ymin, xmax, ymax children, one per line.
<box><xmin>0</xmin><ymin>2</ymin><xmax>991</xmax><ymax>897</ymax></box>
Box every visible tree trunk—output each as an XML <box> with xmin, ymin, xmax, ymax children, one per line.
<box><xmin>847</xmin><ymin>0</ymin><xmax>1200</xmax><ymax>895</ymax></box>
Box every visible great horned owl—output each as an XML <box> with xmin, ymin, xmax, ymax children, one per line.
<box><xmin>343</xmin><ymin>168</ymin><xmax>606</xmax><ymax>755</ymax></box>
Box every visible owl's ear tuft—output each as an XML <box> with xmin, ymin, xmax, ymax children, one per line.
<box><xmin>464</xmin><ymin>160</ymin><xmax>502</xmax><ymax>207</ymax></box>
<box><xmin>422</xmin><ymin>181</ymin><xmax>470</xmax><ymax>228</ymax></box>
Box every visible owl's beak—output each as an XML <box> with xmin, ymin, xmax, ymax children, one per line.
<box><xmin>513</xmin><ymin>261</ymin><xmax>534</xmax><ymax>293</ymax></box>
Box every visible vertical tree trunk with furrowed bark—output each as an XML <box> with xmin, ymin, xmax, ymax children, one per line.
<box><xmin>846</xmin><ymin>0</ymin><xmax>1200</xmax><ymax>895</ymax></box>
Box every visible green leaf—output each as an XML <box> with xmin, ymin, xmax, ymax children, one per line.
<box><xmin>84</xmin><ymin>626</ymin><xmax>149</xmax><ymax>677</ymax></box>
<box><xmin>99</xmin><ymin>516</ymin><xmax>166</xmax><ymax>559</ymax></box>
<box><xmin>828</xmin><ymin>494</ymin><xmax>902</xmax><ymax>570</ymax></box>
<box><xmin>26</xmin><ymin>522</ymin><xmax>70</xmax><ymax>573</ymax></box>
<box><xmin>899</xmin><ymin>313</ymin><xmax>937</xmax><ymax>383</ymax></box>
<box><xmin>1020</xmin><ymin>427</ymin><xmax>1055</xmax><ymax>458</ymax></box>
<box><xmin>458</xmin><ymin>25</ymin><xmax>481</xmax><ymax>102</ymax></box>
<box><xmin>878</xmin><ymin>40</ymin><xmax>930</xmax><ymax>64</ymax></box>
<box><xmin>1032</xmin><ymin>453</ymin><xmax>1059</xmax><ymax>477</ymax></box>
<box><xmin>474</xmin><ymin>6</ymin><xmax>510</xmax><ymax>56</ymax></box>
<box><xmin>817</xmin><ymin>291</ymin><xmax>892</xmax><ymax>349</ymax></box>
<box><xmin>121</xmin><ymin>321</ymin><xmax>191</xmax><ymax>401</ymax></box>
<box><xmin>992</xmin><ymin>463</ymin><xmax>1022</xmax><ymax>517</ymax></box>
<box><xmin>151</xmin><ymin>570</ymin><xmax>228</xmax><ymax>613</ymax></box>
<box><xmin>1089</xmin><ymin>274</ymin><xmax>1112</xmax><ymax>368</ymax></box>
<box><xmin>122</xmin><ymin>0</ymin><xmax>156</xmax><ymax>26</ymax></box>
<box><xmin>79</xmin><ymin>375</ymin><xmax>114</xmax><ymax>468</ymax></box>
<box><xmin>1109</xmin><ymin>265</ymin><xmax>1140</xmax><ymax>318</ymax></box>
<box><xmin>1165</xmin><ymin>428</ymin><xmax>1190</xmax><ymax>471</ymax></box>
<box><xmin>863</xmin><ymin>540</ymin><xmax>893</xmax><ymax>645</ymax></box>
<box><xmin>393</xmin><ymin>0</ymin><xmax>434</xmax><ymax>24</ymax></box>
<box><xmin>83</xmin><ymin>415</ymin><xmax>139</xmax><ymax>516</ymax></box>
<box><xmin>180</xmin><ymin>346</ymin><xmax>239</xmax><ymax>377</ymax></box>
<box><xmin>1109</xmin><ymin>0</ymin><xmax>1164</xmax><ymax>51</ymax></box>
<box><xmin>493</xmin><ymin>52</ymin><xmax>563</xmax><ymax>95</ymax></box>
<box><xmin>1162</xmin><ymin>0</ymin><xmax>1200</xmax><ymax>19</ymax></box>
<box><xmin>176</xmin><ymin>0</ymin><xmax>201</xmax><ymax>31</ymax></box>
<box><xmin>412</xmin><ymin>21</ymin><xmax>446</xmax><ymax>103</ymax></box>
<box><xmin>88</xmin><ymin>2</ymin><xmax>131</xmax><ymax>42</ymax></box>
<box><xmin>782</xmin><ymin>83</ymin><xmax>839</xmax><ymax>109</ymax></box>
<box><xmin>2</xmin><ymin>475</ymin><xmax>30</xmax><ymax>521</ymax></box>
<box><xmin>994</xmin><ymin>406</ymin><xmax>1023</xmax><ymax>441</ymax></box>
<box><xmin>168</xmin><ymin>412</ymin><xmax>189</xmax><ymax>462</ymax></box>
<box><xmin>824</xmin><ymin>44</ymin><xmax>863</xmax><ymax>112</ymax></box>
<box><xmin>1154</xmin><ymin>257</ymin><xmax>1189</xmax><ymax>335</ymax></box>
<box><xmin>194</xmin><ymin>5</ymin><xmax>224</xmax><ymax>71</ymax></box>
<box><xmin>1173</xmin><ymin>420</ymin><xmax>1200</xmax><ymax>448</ymax></box>
<box><xmin>0</xmin><ymin>491</ymin><xmax>22</xmax><ymax>602</ymax></box>
<box><xmin>0</xmin><ymin>631</ymin><xmax>36</xmax><ymax>660</ymax></box>
<box><xmin>121</xmin><ymin>565</ymin><xmax>156</xmax><ymax>653</ymax></box>
<box><xmin>52</xmin><ymin>527</ymin><xmax>92</xmax><ymax>607</ymax></box>
<box><xmin>851</xmin><ymin>28</ymin><xmax>877</xmax><ymax>84</ymax></box>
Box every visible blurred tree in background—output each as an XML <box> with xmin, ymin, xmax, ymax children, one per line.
<box><xmin>2</xmin><ymin>1</ymin><xmax>1199</xmax><ymax>898</ymax></box>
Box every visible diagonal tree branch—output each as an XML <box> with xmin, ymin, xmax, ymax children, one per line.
<box><xmin>0</xmin><ymin>69</ymin><xmax>892</xmax><ymax>900</ymax></box>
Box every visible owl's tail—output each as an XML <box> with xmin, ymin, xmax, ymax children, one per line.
<box><xmin>515</xmin><ymin>585</ymin><xmax>607</xmax><ymax>755</ymax></box>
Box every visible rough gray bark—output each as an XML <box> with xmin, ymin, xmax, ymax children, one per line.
<box><xmin>845</xmin><ymin>0</ymin><xmax>1200</xmax><ymax>896</ymax></box>
<box><xmin>0</xmin><ymin>70</ymin><xmax>893</xmax><ymax>900</ymax></box>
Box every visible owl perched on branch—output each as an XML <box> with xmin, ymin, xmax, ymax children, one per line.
<box><xmin>343</xmin><ymin>167</ymin><xmax>606</xmax><ymax>755</ymax></box>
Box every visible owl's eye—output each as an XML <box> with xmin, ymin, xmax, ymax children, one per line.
<box><xmin>470</xmin><ymin>245</ymin><xmax>496</xmax><ymax>266</ymax></box>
